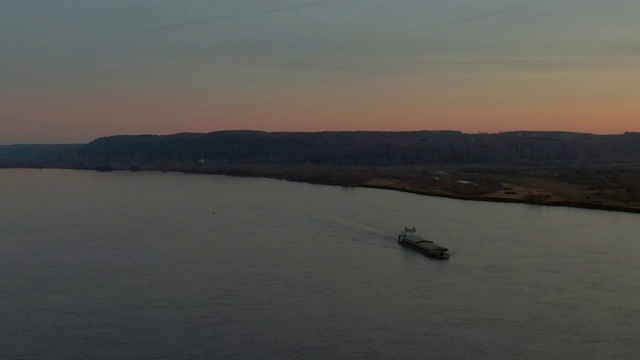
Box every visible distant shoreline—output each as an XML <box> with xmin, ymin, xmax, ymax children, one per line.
<box><xmin>3</xmin><ymin>130</ymin><xmax>640</xmax><ymax>214</ymax></box>
<box><xmin>6</xmin><ymin>164</ymin><xmax>640</xmax><ymax>215</ymax></box>
<box><xmin>360</xmin><ymin>184</ymin><xmax>640</xmax><ymax>214</ymax></box>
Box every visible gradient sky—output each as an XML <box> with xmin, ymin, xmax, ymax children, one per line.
<box><xmin>2</xmin><ymin>0</ymin><xmax>639</xmax><ymax>144</ymax></box>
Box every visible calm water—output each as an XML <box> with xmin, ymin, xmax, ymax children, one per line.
<box><xmin>1</xmin><ymin>169</ymin><xmax>639</xmax><ymax>359</ymax></box>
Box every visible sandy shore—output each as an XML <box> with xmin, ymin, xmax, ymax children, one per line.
<box><xmin>362</xmin><ymin>178</ymin><xmax>640</xmax><ymax>214</ymax></box>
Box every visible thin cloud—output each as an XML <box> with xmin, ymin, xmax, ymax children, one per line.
<box><xmin>450</xmin><ymin>1</ymin><xmax>535</xmax><ymax>24</ymax></box>
<box><xmin>89</xmin><ymin>0</ymin><xmax>339</xmax><ymax>42</ymax></box>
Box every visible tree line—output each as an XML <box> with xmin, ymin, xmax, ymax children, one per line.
<box><xmin>2</xmin><ymin>130</ymin><xmax>640</xmax><ymax>168</ymax></box>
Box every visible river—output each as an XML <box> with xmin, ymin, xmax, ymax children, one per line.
<box><xmin>1</xmin><ymin>169</ymin><xmax>638</xmax><ymax>359</ymax></box>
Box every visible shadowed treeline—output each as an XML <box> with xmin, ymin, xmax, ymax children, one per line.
<box><xmin>5</xmin><ymin>130</ymin><xmax>639</xmax><ymax>166</ymax></box>
<box><xmin>2</xmin><ymin>130</ymin><xmax>640</xmax><ymax>212</ymax></box>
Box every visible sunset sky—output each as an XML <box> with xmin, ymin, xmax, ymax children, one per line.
<box><xmin>2</xmin><ymin>0</ymin><xmax>640</xmax><ymax>144</ymax></box>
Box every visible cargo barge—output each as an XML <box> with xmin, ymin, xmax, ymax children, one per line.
<box><xmin>398</xmin><ymin>227</ymin><xmax>451</xmax><ymax>259</ymax></box>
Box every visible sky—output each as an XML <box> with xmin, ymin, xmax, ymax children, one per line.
<box><xmin>1</xmin><ymin>0</ymin><xmax>640</xmax><ymax>144</ymax></box>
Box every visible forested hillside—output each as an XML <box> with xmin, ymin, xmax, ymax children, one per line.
<box><xmin>3</xmin><ymin>131</ymin><xmax>640</xmax><ymax>212</ymax></box>
<box><xmin>8</xmin><ymin>131</ymin><xmax>638</xmax><ymax>168</ymax></box>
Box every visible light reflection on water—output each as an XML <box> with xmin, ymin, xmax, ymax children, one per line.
<box><xmin>1</xmin><ymin>169</ymin><xmax>639</xmax><ymax>359</ymax></box>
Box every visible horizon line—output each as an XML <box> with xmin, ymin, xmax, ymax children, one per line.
<box><xmin>3</xmin><ymin>129</ymin><xmax>639</xmax><ymax>146</ymax></box>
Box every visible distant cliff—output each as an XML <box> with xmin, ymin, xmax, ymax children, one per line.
<box><xmin>4</xmin><ymin>130</ymin><xmax>639</xmax><ymax>168</ymax></box>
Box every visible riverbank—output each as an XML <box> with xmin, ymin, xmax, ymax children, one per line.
<box><xmin>8</xmin><ymin>163</ymin><xmax>640</xmax><ymax>214</ymax></box>
<box><xmin>168</xmin><ymin>164</ymin><xmax>640</xmax><ymax>214</ymax></box>
<box><xmin>3</xmin><ymin>130</ymin><xmax>640</xmax><ymax>213</ymax></box>
<box><xmin>360</xmin><ymin>180</ymin><xmax>640</xmax><ymax>214</ymax></box>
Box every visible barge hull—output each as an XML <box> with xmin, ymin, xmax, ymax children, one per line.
<box><xmin>398</xmin><ymin>239</ymin><xmax>451</xmax><ymax>259</ymax></box>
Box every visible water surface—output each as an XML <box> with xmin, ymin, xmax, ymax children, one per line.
<box><xmin>1</xmin><ymin>169</ymin><xmax>638</xmax><ymax>359</ymax></box>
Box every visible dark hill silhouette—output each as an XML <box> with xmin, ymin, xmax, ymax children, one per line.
<box><xmin>3</xmin><ymin>131</ymin><xmax>640</xmax><ymax>213</ymax></box>
<box><xmin>5</xmin><ymin>131</ymin><xmax>640</xmax><ymax>166</ymax></box>
<box><xmin>15</xmin><ymin>130</ymin><xmax>637</xmax><ymax>167</ymax></box>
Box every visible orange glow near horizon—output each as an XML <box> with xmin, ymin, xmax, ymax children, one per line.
<box><xmin>3</xmin><ymin>1</ymin><xmax>640</xmax><ymax>144</ymax></box>
<box><xmin>3</xmin><ymin>46</ymin><xmax>640</xmax><ymax>144</ymax></box>
<box><xmin>3</xmin><ymin>87</ymin><xmax>639</xmax><ymax>145</ymax></box>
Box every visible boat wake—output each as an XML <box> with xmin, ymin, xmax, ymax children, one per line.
<box><xmin>317</xmin><ymin>214</ymin><xmax>401</xmax><ymax>251</ymax></box>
